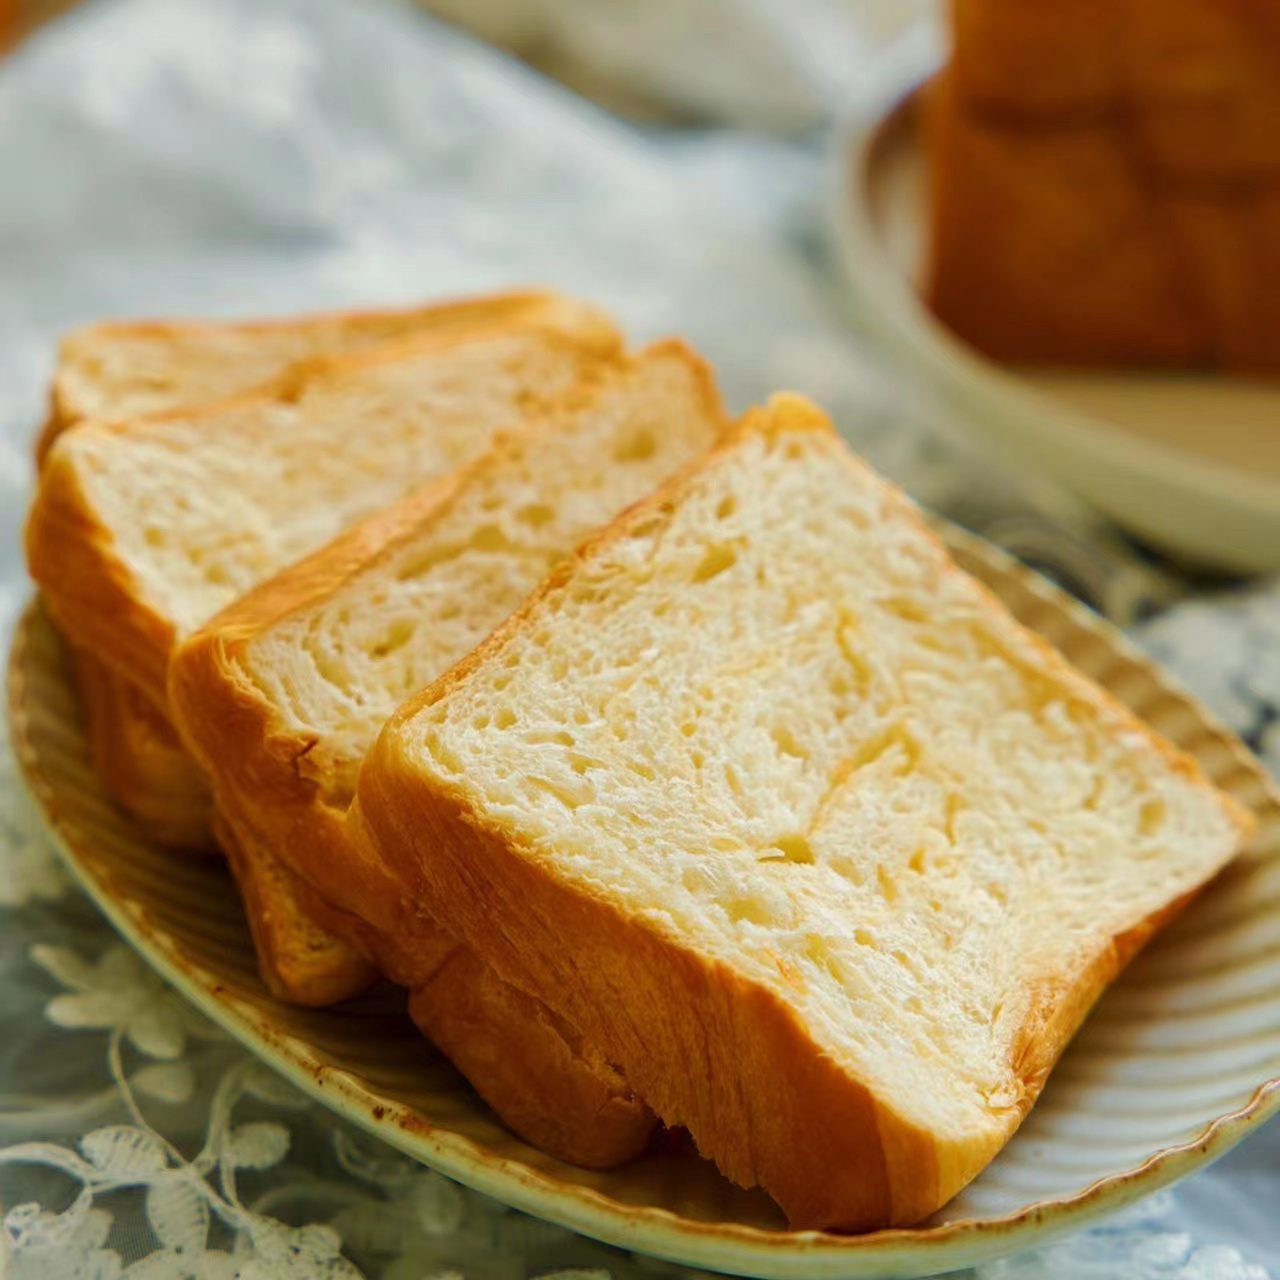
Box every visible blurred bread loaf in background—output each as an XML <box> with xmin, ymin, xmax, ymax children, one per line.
<box><xmin>928</xmin><ymin>0</ymin><xmax>1280</xmax><ymax>373</ymax></box>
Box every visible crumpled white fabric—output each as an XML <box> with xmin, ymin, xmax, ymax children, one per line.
<box><xmin>0</xmin><ymin>0</ymin><xmax>1276</xmax><ymax>1276</ymax></box>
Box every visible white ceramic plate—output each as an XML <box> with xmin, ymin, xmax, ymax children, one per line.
<box><xmin>9</xmin><ymin>534</ymin><xmax>1280</xmax><ymax>1278</ymax></box>
<box><xmin>830</xmin><ymin>63</ymin><xmax>1280</xmax><ymax>575</ymax></box>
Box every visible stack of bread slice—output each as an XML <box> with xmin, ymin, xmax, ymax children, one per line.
<box><xmin>25</xmin><ymin>290</ymin><xmax>1253</xmax><ymax>1230</ymax></box>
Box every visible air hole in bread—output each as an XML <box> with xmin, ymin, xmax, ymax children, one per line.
<box><xmin>762</xmin><ymin>834</ymin><xmax>815</xmax><ymax>865</ymax></box>
<box><xmin>770</xmin><ymin>725</ymin><xmax>808</xmax><ymax>761</ymax></box>
<box><xmin>525</xmin><ymin>774</ymin><xmax>589</xmax><ymax>811</ymax></box>
<box><xmin>518</xmin><ymin>503</ymin><xmax>556</xmax><ymax>529</ymax></box>
<box><xmin>876</xmin><ymin>864</ymin><xmax>900</xmax><ymax>903</ymax></box>
<box><xmin>369</xmin><ymin>618</ymin><xmax>415</xmax><ymax>660</ymax></box>
<box><xmin>802</xmin><ymin>936</ymin><xmax>844</xmax><ymax>984</ymax></box>
<box><xmin>680</xmin><ymin>722</ymin><xmax>697</xmax><ymax>738</ymax></box>
<box><xmin>716</xmin><ymin>494</ymin><xmax>738</xmax><ymax>521</ymax></box>
<box><xmin>692</xmin><ymin>543</ymin><xmax>737</xmax><ymax>584</ymax></box>
<box><xmin>885</xmin><ymin>596</ymin><xmax>930</xmax><ymax>625</ymax></box>
<box><xmin>470</xmin><ymin>524</ymin><xmax>511</xmax><ymax>553</ymax></box>
<box><xmin>1139</xmin><ymin>799</ymin><xmax>1167</xmax><ymax>836</ymax></box>
<box><xmin>615</xmin><ymin>429</ymin><xmax>657</xmax><ymax>463</ymax></box>
<box><xmin>850</xmin><ymin>724</ymin><xmax>920</xmax><ymax>776</ymax></box>
<box><xmin>144</xmin><ymin>527</ymin><xmax>166</xmax><ymax>548</ymax></box>
<box><xmin>494</xmin><ymin>707</ymin><xmax>517</xmax><ymax>730</ymax></box>
<box><xmin>725</xmin><ymin>895</ymin><xmax>775</xmax><ymax>926</ymax></box>
<box><xmin>908</xmin><ymin>848</ymin><xmax>927</xmax><ymax>875</ymax></box>
<box><xmin>424</xmin><ymin>730</ymin><xmax>464</xmax><ymax>774</ymax></box>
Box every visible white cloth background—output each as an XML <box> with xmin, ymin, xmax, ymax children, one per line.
<box><xmin>0</xmin><ymin>1</ymin><xmax>1276</xmax><ymax>1276</ymax></box>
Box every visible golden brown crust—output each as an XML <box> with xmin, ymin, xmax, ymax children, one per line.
<box><xmin>68</xmin><ymin>644</ymin><xmax>213</xmax><ymax>850</ymax></box>
<box><xmin>350</xmin><ymin>393</ymin><xmax>1249</xmax><ymax>1230</ymax></box>
<box><xmin>408</xmin><ymin>950</ymin><xmax>655</xmax><ymax>1171</ymax></box>
<box><xmin>212</xmin><ymin>811</ymin><xmax>379</xmax><ymax>1008</ymax></box>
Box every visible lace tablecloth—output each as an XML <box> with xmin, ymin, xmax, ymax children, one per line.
<box><xmin>0</xmin><ymin>1</ymin><xmax>1277</xmax><ymax>1276</ymax></box>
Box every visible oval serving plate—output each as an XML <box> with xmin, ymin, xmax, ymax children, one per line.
<box><xmin>830</xmin><ymin>61</ymin><xmax>1280</xmax><ymax>575</ymax></box>
<box><xmin>9</xmin><ymin>526</ymin><xmax>1280</xmax><ymax>1280</ymax></box>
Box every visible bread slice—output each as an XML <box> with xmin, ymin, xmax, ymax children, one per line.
<box><xmin>39</xmin><ymin>291</ymin><xmax>606</xmax><ymax>848</ymax></box>
<box><xmin>26</xmin><ymin>309</ymin><xmax>619</xmax><ymax>714</ymax></box>
<box><xmin>167</xmin><ymin>343</ymin><xmax>724</xmax><ymax>1161</ymax></box>
<box><xmin>38</xmin><ymin>290</ymin><xmax>575</xmax><ymax>462</ymax></box>
<box><xmin>350</xmin><ymin>393</ymin><xmax>1252</xmax><ymax>1231</ymax></box>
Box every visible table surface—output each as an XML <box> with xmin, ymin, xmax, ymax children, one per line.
<box><xmin>0</xmin><ymin>2</ymin><xmax>1277</xmax><ymax>1278</ymax></box>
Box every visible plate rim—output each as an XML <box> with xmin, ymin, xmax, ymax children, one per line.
<box><xmin>825</xmin><ymin>56</ymin><xmax>1280</xmax><ymax>572</ymax></box>
<box><xmin>9</xmin><ymin>537</ymin><xmax>1280</xmax><ymax>1279</ymax></box>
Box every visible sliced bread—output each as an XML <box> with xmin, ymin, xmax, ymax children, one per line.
<box><xmin>26</xmin><ymin>310</ymin><xmax>619</xmax><ymax>713</ymax></box>
<box><xmin>169</xmin><ymin>339</ymin><xmax>724</xmax><ymax>993</ymax></box>
<box><xmin>37</xmin><ymin>291</ymin><xmax>606</xmax><ymax>847</ymax></box>
<box><xmin>350</xmin><ymin>394</ymin><xmax>1252</xmax><ymax>1230</ymax></box>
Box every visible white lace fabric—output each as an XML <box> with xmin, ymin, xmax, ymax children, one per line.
<box><xmin>0</xmin><ymin>1</ymin><xmax>1277</xmax><ymax>1276</ymax></box>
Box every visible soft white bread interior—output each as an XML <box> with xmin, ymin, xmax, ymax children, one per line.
<box><xmin>38</xmin><ymin>290</ymin><xmax>582</xmax><ymax>461</ymax></box>
<box><xmin>35</xmin><ymin>291</ymin><xmax>608</xmax><ymax>848</ymax></box>
<box><xmin>166</xmin><ymin>342</ymin><xmax>725</xmax><ymax>1163</ymax></box>
<box><xmin>351</xmin><ymin>393</ymin><xmax>1252</xmax><ymax>1231</ymax></box>
<box><xmin>26</xmin><ymin>311</ymin><xmax>620</xmax><ymax>713</ymax></box>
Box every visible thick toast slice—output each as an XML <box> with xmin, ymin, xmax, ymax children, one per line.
<box><xmin>35</xmin><ymin>292</ymin><xmax>614</xmax><ymax>845</ymax></box>
<box><xmin>351</xmin><ymin>394</ymin><xmax>1251</xmax><ymax>1230</ymax></box>
<box><xmin>168</xmin><ymin>343</ymin><xmax>725</xmax><ymax>1160</ymax></box>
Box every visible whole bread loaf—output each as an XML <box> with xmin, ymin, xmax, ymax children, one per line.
<box><xmin>929</xmin><ymin>0</ymin><xmax>1280</xmax><ymax>372</ymax></box>
<box><xmin>350</xmin><ymin>393</ymin><xmax>1251</xmax><ymax>1230</ymax></box>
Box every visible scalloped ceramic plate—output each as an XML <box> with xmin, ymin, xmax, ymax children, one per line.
<box><xmin>830</xmin><ymin>57</ymin><xmax>1280</xmax><ymax>575</ymax></box>
<box><xmin>9</xmin><ymin>527</ymin><xmax>1280</xmax><ymax>1279</ymax></box>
